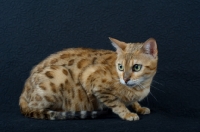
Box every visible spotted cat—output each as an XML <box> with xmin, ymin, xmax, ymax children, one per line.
<box><xmin>19</xmin><ymin>37</ymin><xmax>158</xmax><ymax>121</ymax></box>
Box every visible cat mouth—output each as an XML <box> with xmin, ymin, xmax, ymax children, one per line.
<box><xmin>120</xmin><ymin>79</ymin><xmax>138</xmax><ymax>88</ymax></box>
<box><xmin>126</xmin><ymin>83</ymin><xmax>144</xmax><ymax>89</ymax></box>
<box><xmin>126</xmin><ymin>83</ymin><xmax>136</xmax><ymax>87</ymax></box>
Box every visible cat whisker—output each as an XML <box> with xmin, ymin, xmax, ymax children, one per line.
<box><xmin>149</xmin><ymin>92</ymin><xmax>158</xmax><ymax>102</ymax></box>
<box><xmin>136</xmin><ymin>84</ymin><xmax>143</xmax><ymax>89</ymax></box>
<box><xmin>146</xmin><ymin>96</ymin><xmax>149</xmax><ymax>106</ymax></box>
<box><xmin>151</xmin><ymin>85</ymin><xmax>165</xmax><ymax>93</ymax></box>
<box><xmin>153</xmin><ymin>80</ymin><xmax>163</xmax><ymax>86</ymax></box>
<box><xmin>137</xmin><ymin>84</ymin><xmax>145</xmax><ymax>89</ymax></box>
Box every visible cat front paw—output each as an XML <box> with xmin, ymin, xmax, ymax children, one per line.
<box><xmin>137</xmin><ymin>107</ymin><xmax>150</xmax><ymax>115</ymax></box>
<box><xmin>123</xmin><ymin>113</ymin><xmax>139</xmax><ymax>121</ymax></box>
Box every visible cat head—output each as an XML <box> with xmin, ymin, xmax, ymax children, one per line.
<box><xmin>109</xmin><ymin>37</ymin><xmax>158</xmax><ymax>89</ymax></box>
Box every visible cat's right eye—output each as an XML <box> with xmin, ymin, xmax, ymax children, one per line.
<box><xmin>118</xmin><ymin>64</ymin><xmax>124</xmax><ymax>71</ymax></box>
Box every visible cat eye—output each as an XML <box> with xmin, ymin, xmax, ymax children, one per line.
<box><xmin>132</xmin><ymin>64</ymin><xmax>142</xmax><ymax>72</ymax></box>
<box><xmin>118</xmin><ymin>64</ymin><xmax>124</xmax><ymax>71</ymax></box>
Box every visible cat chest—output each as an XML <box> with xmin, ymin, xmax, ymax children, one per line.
<box><xmin>124</xmin><ymin>88</ymin><xmax>150</xmax><ymax>106</ymax></box>
<box><xmin>137</xmin><ymin>88</ymin><xmax>150</xmax><ymax>101</ymax></box>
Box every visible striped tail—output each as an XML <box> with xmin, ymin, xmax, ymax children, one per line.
<box><xmin>20</xmin><ymin>107</ymin><xmax>108</xmax><ymax>120</ymax></box>
<box><xmin>47</xmin><ymin>110</ymin><xmax>108</xmax><ymax>120</ymax></box>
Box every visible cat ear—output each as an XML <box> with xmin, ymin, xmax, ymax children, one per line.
<box><xmin>109</xmin><ymin>37</ymin><xmax>126</xmax><ymax>53</ymax></box>
<box><xmin>142</xmin><ymin>38</ymin><xmax>158</xmax><ymax>58</ymax></box>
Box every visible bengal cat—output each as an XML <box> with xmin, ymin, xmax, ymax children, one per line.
<box><xmin>19</xmin><ymin>37</ymin><xmax>158</xmax><ymax>121</ymax></box>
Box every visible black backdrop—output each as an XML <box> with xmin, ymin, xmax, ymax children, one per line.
<box><xmin>0</xmin><ymin>0</ymin><xmax>200</xmax><ymax>131</ymax></box>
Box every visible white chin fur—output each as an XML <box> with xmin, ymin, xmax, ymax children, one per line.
<box><xmin>120</xmin><ymin>79</ymin><xmax>126</xmax><ymax>85</ymax></box>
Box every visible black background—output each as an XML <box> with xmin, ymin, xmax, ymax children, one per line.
<box><xmin>0</xmin><ymin>0</ymin><xmax>200</xmax><ymax>131</ymax></box>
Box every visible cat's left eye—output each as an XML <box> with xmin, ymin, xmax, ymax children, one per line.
<box><xmin>132</xmin><ymin>64</ymin><xmax>142</xmax><ymax>72</ymax></box>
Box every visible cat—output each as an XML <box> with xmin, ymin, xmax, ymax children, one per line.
<box><xmin>19</xmin><ymin>37</ymin><xmax>158</xmax><ymax>121</ymax></box>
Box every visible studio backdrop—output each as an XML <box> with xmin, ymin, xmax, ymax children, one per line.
<box><xmin>0</xmin><ymin>0</ymin><xmax>200</xmax><ymax>131</ymax></box>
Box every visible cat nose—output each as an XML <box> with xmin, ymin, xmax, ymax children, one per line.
<box><xmin>124</xmin><ymin>78</ymin><xmax>130</xmax><ymax>84</ymax></box>
<box><xmin>123</xmin><ymin>72</ymin><xmax>131</xmax><ymax>84</ymax></box>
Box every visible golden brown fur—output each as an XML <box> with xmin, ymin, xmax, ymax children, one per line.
<box><xmin>19</xmin><ymin>37</ymin><xmax>158</xmax><ymax>121</ymax></box>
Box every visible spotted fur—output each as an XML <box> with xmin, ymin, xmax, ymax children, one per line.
<box><xmin>19</xmin><ymin>37</ymin><xmax>158</xmax><ymax>121</ymax></box>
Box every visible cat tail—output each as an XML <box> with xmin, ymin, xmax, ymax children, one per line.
<box><xmin>19</xmin><ymin>97</ymin><xmax>108</xmax><ymax>120</ymax></box>
<box><xmin>44</xmin><ymin>110</ymin><xmax>108</xmax><ymax>120</ymax></box>
<box><xmin>20</xmin><ymin>107</ymin><xmax>108</xmax><ymax>120</ymax></box>
<box><xmin>19</xmin><ymin>96</ymin><xmax>108</xmax><ymax>120</ymax></box>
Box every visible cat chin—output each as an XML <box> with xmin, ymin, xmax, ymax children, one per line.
<box><xmin>120</xmin><ymin>83</ymin><xmax>135</xmax><ymax>88</ymax></box>
<box><xmin>126</xmin><ymin>84</ymin><xmax>136</xmax><ymax>87</ymax></box>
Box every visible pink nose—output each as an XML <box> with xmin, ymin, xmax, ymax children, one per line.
<box><xmin>124</xmin><ymin>78</ymin><xmax>130</xmax><ymax>83</ymax></box>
